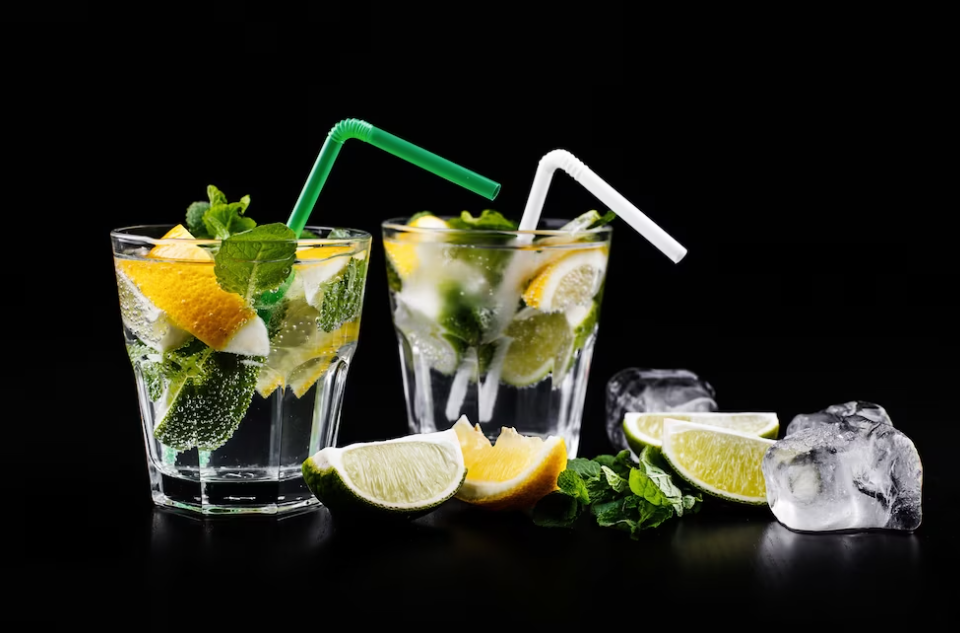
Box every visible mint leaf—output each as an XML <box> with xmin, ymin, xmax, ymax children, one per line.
<box><xmin>629</xmin><ymin>466</ymin><xmax>683</xmax><ymax>515</ymax></box>
<box><xmin>152</xmin><ymin>341</ymin><xmax>261</xmax><ymax>451</ymax></box>
<box><xmin>636</xmin><ymin>500</ymin><xmax>675</xmax><ymax>530</ymax></box>
<box><xmin>566</xmin><ymin>458</ymin><xmax>601</xmax><ymax>479</ymax></box>
<box><xmin>532</xmin><ymin>491</ymin><xmax>582</xmax><ymax>528</ymax></box>
<box><xmin>214</xmin><ymin>223</ymin><xmax>297</xmax><ymax>305</ymax></box>
<box><xmin>204</xmin><ymin>202</ymin><xmax>256</xmax><ymax>240</ymax></box>
<box><xmin>587</xmin><ymin>211</ymin><xmax>617</xmax><ymax>230</ymax></box>
<box><xmin>447</xmin><ymin>209</ymin><xmax>518</xmax><ymax>231</ymax></box>
<box><xmin>385</xmin><ymin>258</ymin><xmax>403</xmax><ymax>293</ymax></box>
<box><xmin>299</xmin><ymin>228</ymin><xmax>320</xmax><ymax>239</ymax></box>
<box><xmin>556</xmin><ymin>470</ymin><xmax>590</xmax><ymax>504</ymax></box>
<box><xmin>601</xmin><ymin>465</ymin><xmax>630</xmax><ymax>495</ymax></box>
<box><xmin>593</xmin><ymin>450</ymin><xmax>634</xmax><ymax>480</ymax></box>
<box><xmin>316</xmin><ymin>257</ymin><xmax>367</xmax><ymax>332</ymax></box>
<box><xmin>207</xmin><ymin>184</ymin><xmax>228</xmax><ymax>205</ymax></box>
<box><xmin>591</xmin><ymin>499</ymin><xmax>637</xmax><ymax>535</ymax></box>
<box><xmin>186</xmin><ymin>201</ymin><xmax>211</xmax><ymax>238</ymax></box>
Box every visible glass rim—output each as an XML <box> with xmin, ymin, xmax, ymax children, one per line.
<box><xmin>111</xmin><ymin>224</ymin><xmax>372</xmax><ymax>247</ymax></box>
<box><xmin>381</xmin><ymin>216</ymin><xmax>613</xmax><ymax>238</ymax></box>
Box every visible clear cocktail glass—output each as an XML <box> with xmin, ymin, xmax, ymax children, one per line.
<box><xmin>383</xmin><ymin>217</ymin><xmax>612</xmax><ymax>457</ymax></box>
<box><xmin>113</xmin><ymin>224</ymin><xmax>371</xmax><ymax>515</ymax></box>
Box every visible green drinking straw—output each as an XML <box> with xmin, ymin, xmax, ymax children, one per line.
<box><xmin>286</xmin><ymin>118</ymin><xmax>501</xmax><ymax>237</ymax></box>
<box><xmin>259</xmin><ymin>119</ymin><xmax>501</xmax><ymax>309</ymax></box>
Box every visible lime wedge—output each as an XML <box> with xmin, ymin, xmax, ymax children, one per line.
<box><xmin>661</xmin><ymin>419</ymin><xmax>776</xmax><ymax>505</ymax></box>
<box><xmin>501</xmin><ymin>308</ymin><xmax>574</xmax><ymax>387</ymax></box>
<box><xmin>302</xmin><ymin>429</ymin><xmax>466</xmax><ymax>519</ymax></box>
<box><xmin>624</xmin><ymin>411</ymin><xmax>779</xmax><ymax>453</ymax></box>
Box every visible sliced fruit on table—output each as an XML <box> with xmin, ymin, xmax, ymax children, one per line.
<box><xmin>116</xmin><ymin>224</ymin><xmax>268</xmax><ymax>356</ymax></box>
<box><xmin>623</xmin><ymin>411</ymin><xmax>779</xmax><ymax>452</ymax></box>
<box><xmin>452</xmin><ymin>416</ymin><xmax>567</xmax><ymax>511</ymax></box>
<box><xmin>522</xmin><ymin>247</ymin><xmax>607</xmax><ymax>313</ymax></box>
<box><xmin>302</xmin><ymin>428</ymin><xmax>466</xmax><ymax>519</ymax></box>
<box><xmin>660</xmin><ymin>418</ymin><xmax>776</xmax><ymax>506</ymax></box>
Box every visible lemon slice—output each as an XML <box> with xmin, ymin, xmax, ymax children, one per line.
<box><xmin>383</xmin><ymin>213</ymin><xmax>449</xmax><ymax>280</ymax></box>
<box><xmin>452</xmin><ymin>416</ymin><xmax>567</xmax><ymax>511</ymax></box>
<box><xmin>661</xmin><ymin>418</ymin><xmax>776</xmax><ymax>505</ymax></box>
<box><xmin>147</xmin><ymin>224</ymin><xmax>214</xmax><ymax>262</ymax></box>
<box><xmin>295</xmin><ymin>245</ymin><xmax>360</xmax><ymax>309</ymax></box>
<box><xmin>624</xmin><ymin>412</ymin><xmax>779</xmax><ymax>452</ymax></box>
<box><xmin>522</xmin><ymin>247</ymin><xmax>608</xmax><ymax>312</ymax></box>
<box><xmin>302</xmin><ymin>428</ymin><xmax>466</xmax><ymax>519</ymax></box>
<box><xmin>117</xmin><ymin>225</ymin><xmax>268</xmax><ymax>355</ymax></box>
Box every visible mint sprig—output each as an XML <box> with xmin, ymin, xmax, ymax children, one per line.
<box><xmin>214</xmin><ymin>224</ymin><xmax>297</xmax><ymax>306</ymax></box>
<box><xmin>185</xmin><ymin>184</ymin><xmax>256</xmax><ymax>240</ymax></box>
<box><xmin>532</xmin><ymin>448</ymin><xmax>702</xmax><ymax>539</ymax></box>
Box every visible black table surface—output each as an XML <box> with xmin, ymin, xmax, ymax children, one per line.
<box><xmin>14</xmin><ymin>404</ymin><xmax>951</xmax><ymax>628</ymax></box>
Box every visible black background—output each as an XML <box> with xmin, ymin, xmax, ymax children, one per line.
<box><xmin>7</xmin><ymin>7</ymin><xmax>957</xmax><ymax>628</ymax></box>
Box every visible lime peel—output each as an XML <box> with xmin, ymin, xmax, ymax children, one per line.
<box><xmin>302</xmin><ymin>429</ymin><xmax>466</xmax><ymax>518</ymax></box>
<box><xmin>661</xmin><ymin>418</ymin><xmax>776</xmax><ymax>506</ymax></box>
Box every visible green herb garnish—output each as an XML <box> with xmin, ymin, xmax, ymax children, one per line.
<box><xmin>446</xmin><ymin>209</ymin><xmax>518</xmax><ymax>231</ymax></box>
<box><xmin>532</xmin><ymin>448</ymin><xmax>701</xmax><ymax>538</ymax></box>
<box><xmin>213</xmin><ymin>223</ymin><xmax>297</xmax><ymax>306</ymax></box>
<box><xmin>186</xmin><ymin>184</ymin><xmax>256</xmax><ymax>239</ymax></box>
<box><xmin>127</xmin><ymin>339</ymin><xmax>260</xmax><ymax>451</ymax></box>
<box><xmin>316</xmin><ymin>257</ymin><xmax>368</xmax><ymax>332</ymax></box>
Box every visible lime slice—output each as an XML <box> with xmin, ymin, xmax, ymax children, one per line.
<box><xmin>501</xmin><ymin>308</ymin><xmax>574</xmax><ymax>387</ymax></box>
<box><xmin>567</xmin><ymin>301</ymin><xmax>599</xmax><ymax>351</ymax></box>
<box><xmin>302</xmin><ymin>428</ymin><xmax>466</xmax><ymax>519</ymax></box>
<box><xmin>661</xmin><ymin>419</ymin><xmax>776</xmax><ymax>505</ymax></box>
<box><xmin>624</xmin><ymin>411</ymin><xmax>779</xmax><ymax>453</ymax></box>
<box><xmin>153</xmin><ymin>340</ymin><xmax>261</xmax><ymax>451</ymax></box>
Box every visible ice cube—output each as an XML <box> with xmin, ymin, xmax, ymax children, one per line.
<box><xmin>605</xmin><ymin>368</ymin><xmax>718</xmax><ymax>451</ymax></box>
<box><xmin>786</xmin><ymin>401</ymin><xmax>892</xmax><ymax>436</ymax></box>
<box><xmin>762</xmin><ymin>415</ymin><xmax>922</xmax><ymax>532</ymax></box>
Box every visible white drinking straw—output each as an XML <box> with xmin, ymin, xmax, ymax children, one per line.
<box><xmin>519</xmin><ymin>149</ymin><xmax>687</xmax><ymax>262</ymax></box>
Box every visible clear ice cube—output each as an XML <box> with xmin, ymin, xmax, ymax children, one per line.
<box><xmin>762</xmin><ymin>415</ymin><xmax>923</xmax><ymax>532</ymax></box>
<box><xmin>605</xmin><ymin>368</ymin><xmax>718</xmax><ymax>451</ymax></box>
<box><xmin>786</xmin><ymin>400</ymin><xmax>891</xmax><ymax>436</ymax></box>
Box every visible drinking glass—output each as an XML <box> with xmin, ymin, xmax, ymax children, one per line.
<box><xmin>113</xmin><ymin>225</ymin><xmax>371</xmax><ymax>515</ymax></box>
<box><xmin>383</xmin><ymin>218</ymin><xmax>612</xmax><ymax>457</ymax></box>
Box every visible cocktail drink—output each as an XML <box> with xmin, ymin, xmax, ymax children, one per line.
<box><xmin>384</xmin><ymin>211</ymin><xmax>612</xmax><ymax>457</ymax></box>
<box><xmin>113</xmin><ymin>187</ymin><xmax>371</xmax><ymax>514</ymax></box>
<box><xmin>113</xmin><ymin>119</ymin><xmax>500</xmax><ymax>515</ymax></box>
<box><xmin>385</xmin><ymin>149</ymin><xmax>688</xmax><ymax>458</ymax></box>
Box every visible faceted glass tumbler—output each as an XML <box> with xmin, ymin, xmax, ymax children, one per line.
<box><xmin>112</xmin><ymin>225</ymin><xmax>371</xmax><ymax>515</ymax></box>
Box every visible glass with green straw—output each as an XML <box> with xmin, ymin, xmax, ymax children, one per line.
<box><xmin>113</xmin><ymin>118</ymin><xmax>499</xmax><ymax>516</ymax></box>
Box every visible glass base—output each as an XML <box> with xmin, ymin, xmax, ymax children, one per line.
<box><xmin>149</xmin><ymin>471</ymin><xmax>320</xmax><ymax>516</ymax></box>
<box><xmin>152</xmin><ymin>492</ymin><xmax>319</xmax><ymax>516</ymax></box>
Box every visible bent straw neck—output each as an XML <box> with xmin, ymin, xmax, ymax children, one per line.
<box><xmin>286</xmin><ymin>119</ymin><xmax>500</xmax><ymax>237</ymax></box>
